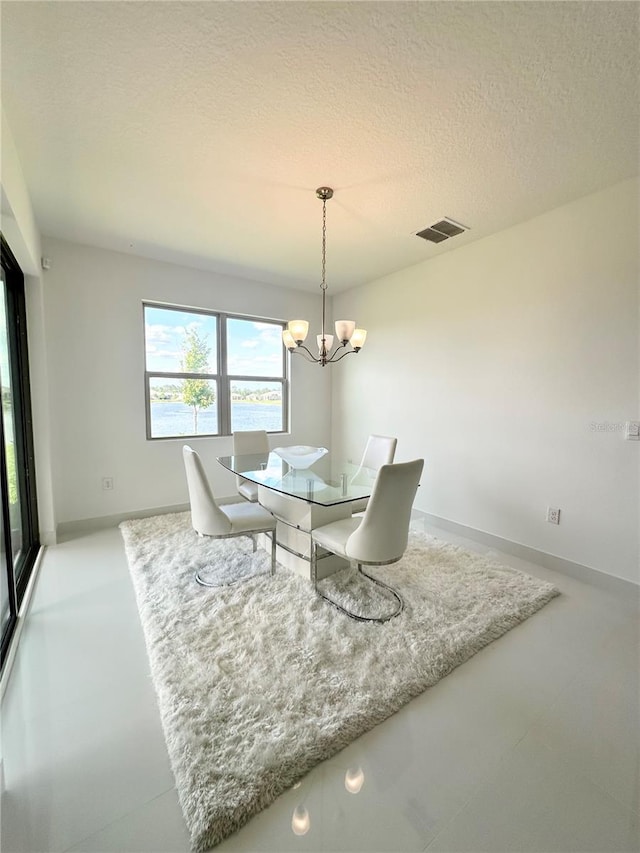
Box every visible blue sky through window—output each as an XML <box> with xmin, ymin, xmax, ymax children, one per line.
<box><xmin>226</xmin><ymin>318</ymin><xmax>282</xmax><ymax>377</ymax></box>
<box><xmin>144</xmin><ymin>307</ymin><xmax>283</xmax><ymax>377</ymax></box>
<box><xmin>144</xmin><ymin>307</ymin><xmax>217</xmax><ymax>373</ymax></box>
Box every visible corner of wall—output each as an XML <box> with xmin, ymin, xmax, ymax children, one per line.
<box><xmin>1</xmin><ymin>108</ymin><xmax>41</xmax><ymax>274</ymax></box>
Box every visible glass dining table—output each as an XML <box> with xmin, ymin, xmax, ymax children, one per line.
<box><xmin>217</xmin><ymin>452</ymin><xmax>377</xmax><ymax>580</ymax></box>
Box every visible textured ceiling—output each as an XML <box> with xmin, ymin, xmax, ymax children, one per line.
<box><xmin>1</xmin><ymin>1</ymin><xmax>638</xmax><ymax>292</ymax></box>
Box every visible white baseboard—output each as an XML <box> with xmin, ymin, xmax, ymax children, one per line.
<box><xmin>55</xmin><ymin>498</ymin><xmax>239</xmax><ymax>540</ymax></box>
<box><xmin>54</xmin><ymin>503</ymin><xmax>639</xmax><ymax>596</ymax></box>
<box><xmin>413</xmin><ymin>509</ymin><xmax>639</xmax><ymax>596</ymax></box>
<box><xmin>39</xmin><ymin>529</ymin><xmax>57</xmax><ymax>546</ymax></box>
<box><xmin>56</xmin><ymin>503</ymin><xmax>190</xmax><ymax>539</ymax></box>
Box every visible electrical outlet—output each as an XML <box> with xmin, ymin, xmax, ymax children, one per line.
<box><xmin>625</xmin><ymin>421</ymin><xmax>640</xmax><ymax>441</ymax></box>
<box><xmin>102</xmin><ymin>477</ymin><xmax>114</xmax><ymax>491</ymax></box>
<box><xmin>546</xmin><ymin>507</ymin><xmax>560</xmax><ymax>525</ymax></box>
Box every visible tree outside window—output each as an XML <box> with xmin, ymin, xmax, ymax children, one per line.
<box><xmin>181</xmin><ymin>329</ymin><xmax>215</xmax><ymax>433</ymax></box>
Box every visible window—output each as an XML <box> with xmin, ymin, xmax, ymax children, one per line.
<box><xmin>143</xmin><ymin>303</ymin><xmax>287</xmax><ymax>439</ymax></box>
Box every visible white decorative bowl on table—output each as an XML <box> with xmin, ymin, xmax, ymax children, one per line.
<box><xmin>273</xmin><ymin>445</ymin><xmax>328</xmax><ymax>469</ymax></box>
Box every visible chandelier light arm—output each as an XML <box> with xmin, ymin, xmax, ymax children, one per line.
<box><xmin>325</xmin><ymin>346</ymin><xmax>360</xmax><ymax>364</ymax></box>
<box><xmin>288</xmin><ymin>340</ymin><xmax>361</xmax><ymax>367</ymax></box>
<box><xmin>291</xmin><ymin>343</ymin><xmax>321</xmax><ymax>363</ymax></box>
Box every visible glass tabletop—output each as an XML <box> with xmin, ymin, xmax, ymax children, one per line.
<box><xmin>217</xmin><ymin>452</ymin><xmax>377</xmax><ymax>507</ymax></box>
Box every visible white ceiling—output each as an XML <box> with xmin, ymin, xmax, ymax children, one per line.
<box><xmin>1</xmin><ymin>1</ymin><xmax>638</xmax><ymax>293</ymax></box>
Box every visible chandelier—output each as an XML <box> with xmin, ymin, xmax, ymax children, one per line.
<box><xmin>282</xmin><ymin>187</ymin><xmax>367</xmax><ymax>367</ymax></box>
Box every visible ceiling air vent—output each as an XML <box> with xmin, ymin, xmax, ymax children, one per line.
<box><xmin>416</xmin><ymin>217</ymin><xmax>469</xmax><ymax>244</ymax></box>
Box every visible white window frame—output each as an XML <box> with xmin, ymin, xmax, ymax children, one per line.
<box><xmin>143</xmin><ymin>302</ymin><xmax>289</xmax><ymax>440</ymax></box>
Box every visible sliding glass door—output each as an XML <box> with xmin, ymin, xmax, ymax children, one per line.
<box><xmin>0</xmin><ymin>237</ymin><xmax>39</xmax><ymax>672</ymax></box>
<box><xmin>1</xmin><ymin>498</ymin><xmax>15</xmax><ymax>655</ymax></box>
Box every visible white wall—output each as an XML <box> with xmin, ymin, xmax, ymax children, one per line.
<box><xmin>40</xmin><ymin>238</ymin><xmax>332</xmax><ymax>526</ymax></box>
<box><xmin>331</xmin><ymin>178</ymin><xmax>639</xmax><ymax>584</ymax></box>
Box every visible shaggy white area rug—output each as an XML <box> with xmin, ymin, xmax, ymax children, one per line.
<box><xmin>120</xmin><ymin>512</ymin><xmax>559</xmax><ymax>851</ymax></box>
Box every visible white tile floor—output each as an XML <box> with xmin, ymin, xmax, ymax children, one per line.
<box><xmin>1</xmin><ymin>521</ymin><xmax>638</xmax><ymax>853</ymax></box>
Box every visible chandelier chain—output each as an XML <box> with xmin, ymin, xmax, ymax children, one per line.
<box><xmin>321</xmin><ymin>199</ymin><xmax>327</xmax><ymax>292</ymax></box>
<box><xmin>320</xmin><ymin>197</ymin><xmax>327</xmax><ymax>343</ymax></box>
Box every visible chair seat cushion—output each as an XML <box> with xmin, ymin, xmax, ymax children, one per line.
<box><xmin>238</xmin><ymin>481</ymin><xmax>259</xmax><ymax>502</ymax></box>
<box><xmin>312</xmin><ymin>517</ymin><xmax>362</xmax><ymax>559</ymax></box>
<box><xmin>222</xmin><ymin>501</ymin><xmax>275</xmax><ymax>534</ymax></box>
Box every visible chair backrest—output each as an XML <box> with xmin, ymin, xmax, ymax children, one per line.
<box><xmin>346</xmin><ymin>459</ymin><xmax>424</xmax><ymax>565</ymax></box>
<box><xmin>360</xmin><ymin>434</ymin><xmax>397</xmax><ymax>471</ymax></box>
<box><xmin>350</xmin><ymin>434</ymin><xmax>398</xmax><ymax>488</ymax></box>
<box><xmin>183</xmin><ymin>446</ymin><xmax>232</xmax><ymax>536</ymax></box>
<box><xmin>232</xmin><ymin>430</ymin><xmax>270</xmax><ymax>489</ymax></box>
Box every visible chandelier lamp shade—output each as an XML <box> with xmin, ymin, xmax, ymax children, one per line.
<box><xmin>282</xmin><ymin>187</ymin><xmax>367</xmax><ymax>367</ymax></box>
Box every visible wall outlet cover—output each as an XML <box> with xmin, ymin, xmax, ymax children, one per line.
<box><xmin>625</xmin><ymin>421</ymin><xmax>640</xmax><ymax>440</ymax></box>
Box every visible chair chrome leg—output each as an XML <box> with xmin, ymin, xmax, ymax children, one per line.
<box><xmin>356</xmin><ymin>564</ymin><xmax>404</xmax><ymax>621</ymax></box>
<box><xmin>311</xmin><ymin>541</ymin><xmax>318</xmax><ymax>590</ymax></box>
<box><xmin>195</xmin><ymin>570</ymin><xmax>221</xmax><ymax>588</ymax></box>
<box><xmin>314</xmin><ymin>561</ymin><xmax>404</xmax><ymax>623</ymax></box>
<box><xmin>193</xmin><ymin>528</ymin><xmax>276</xmax><ymax>588</ymax></box>
<box><xmin>270</xmin><ymin>529</ymin><xmax>276</xmax><ymax>575</ymax></box>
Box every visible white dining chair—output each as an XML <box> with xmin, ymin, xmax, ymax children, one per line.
<box><xmin>311</xmin><ymin>458</ymin><xmax>424</xmax><ymax>622</ymax></box>
<box><xmin>232</xmin><ymin>430</ymin><xmax>270</xmax><ymax>502</ymax></box>
<box><xmin>183</xmin><ymin>445</ymin><xmax>276</xmax><ymax>585</ymax></box>
<box><xmin>349</xmin><ymin>434</ymin><xmax>398</xmax><ymax>514</ymax></box>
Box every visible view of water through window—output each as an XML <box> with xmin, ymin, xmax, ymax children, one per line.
<box><xmin>150</xmin><ymin>400</ymin><xmax>282</xmax><ymax>437</ymax></box>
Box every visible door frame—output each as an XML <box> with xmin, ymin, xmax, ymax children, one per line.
<box><xmin>0</xmin><ymin>235</ymin><xmax>40</xmax><ymax>671</ymax></box>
